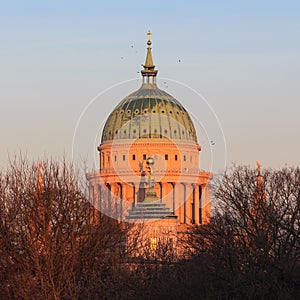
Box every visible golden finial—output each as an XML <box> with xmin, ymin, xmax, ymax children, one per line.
<box><xmin>147</xmin><ymin>30</ymin><xmax>152</xmax><ymax>47</ymax></box>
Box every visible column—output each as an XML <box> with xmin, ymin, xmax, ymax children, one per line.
<box><xmin>117</xmin><ymin>182</ymin><xmax>123</xmax><ymax>222</ymax></box>
<box><xmin>199</xmin><ymin>185</ymin><xmax>203</xmax><ymax>224</ymax></box>
<box><xmin>194</xmin><ymin>184</ymin><xmax>200</xmax><ymax>225</ymax></box>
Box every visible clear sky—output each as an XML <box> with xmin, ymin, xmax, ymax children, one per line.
<box><xmin>1</xmin><ymin>0</ymin><xmax>299</xmax><ymax>170</ymax></box>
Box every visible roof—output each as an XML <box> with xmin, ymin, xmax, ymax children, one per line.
<box><xmin>101</xmin><ymin>83</ymin><xmax>197</xmax><ymax>143</ymax></box>
<box><xmin>101</xmin><ymin>31</ymin><xmax>198</xmax><ymax>144</ymax></box>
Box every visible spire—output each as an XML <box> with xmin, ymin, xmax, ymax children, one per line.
<box><xmin>256</xmin><ymin>161</ymin><xmax>262</xmax><ymax>192</ymax></box>
<box><xmin>145</xmin><ymin>30</ymin><xmax>154</xmax><ymax>67</ymax></box>
<box><xmin>37</xmin><ymin>162</ymin><xmax>43</xmax><ymax>193</ymax></box>
<box><xmin>254</xmin><ymin>161</ymin><xmax>265</xmax><ymax>206</ymax></box>
<box><xmin>141</xmin><ymin>30</ymin><xmax>158</xmax><ymax>83</ymax></box>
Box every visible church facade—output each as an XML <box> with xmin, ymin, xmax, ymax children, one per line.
<box><xmin>87</xmin><ymin>31</ymin><xmax>211</xmax><ymax>230</ymax></box>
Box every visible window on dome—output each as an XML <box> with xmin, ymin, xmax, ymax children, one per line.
<box><xmin>143</xmin><ymin>154</ymin><xmax>147</xmax><ymax>160</ymax></box>
<box><xmin>143</xmin><ymin>129</ymin><xmax>147</xmax><ymax>133</ymax></box>
<box><xmin>165</xmin><ymin>154</ymin><xmax>168</xmax><ymax>160</ymax></box>
<box><xmin>164</xmin><ymin>129</ymin><xmax>168</xmax><ymax>134</ymax></box>
<box><xmin>133</xmin><ymin>129</ymin><xmax>136</xmax><ymax>134</ymax></box>
<box><xmin>123</xmin><ymin>155</ymin><xmax>126</xmax><ymax>161</ymax></box>
<box><xmin>175</xmin><ymin>154</ymin><xmax>178</xmax><ymax>161</ymax></box>
<box><xmin>132</xmin><ymin>154</ymin><xmax>136</xmax><ymax>161</ymax></box>
<box><xmin>184</xmin><ymin>155</ymin><xmax>186</xmax><ymax>161</ymax></box>
<box><xmin>114</xmin><ymin>155</ymin><xmax>117</xmax><ymax>162</ymax></box>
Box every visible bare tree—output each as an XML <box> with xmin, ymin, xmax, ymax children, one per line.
<box><xmin>2</xmin><ymin>161</ymin><xmax>299</xmax><ymax>299</ymax></box>
<box><xmin>186</xmin><ymin>165</ymin><xmax>300</xmax><ymax>299</ymax></box>
<box><xmin>0</xmin><ymin>157</ymin><xmax>128</xmax><ymax>299</ymax></box>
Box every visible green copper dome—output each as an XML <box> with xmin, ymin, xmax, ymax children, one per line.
<box><xmin>101</xmin><ymin>83</ymin><xmax>197</xmax><ymax>143</ymax></box>
<box><xmin>101</xmin><ymin>31</ymin><xmax>198</xmax><ymax>144</ymax></box>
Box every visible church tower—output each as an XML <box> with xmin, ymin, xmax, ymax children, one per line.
<box><xmin>87</xmin><ymin>31</ymin><xmax>211</xmax><ymax>225</ymax></box>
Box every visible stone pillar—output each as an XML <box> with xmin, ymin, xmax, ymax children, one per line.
<box><xmin>168</xmin><ymin>182</ymin><xmax>175</xmax><ymax>215</ymax></box>
<box><xmin>130</xmin><ymin>183</ymin><xmax>136</xmax><ymax>208</ymax></box>
<box><xmin>190</xmin><ymin>184</ymin><xmax>196</xmax><ymax>224</ymax></box>
<box><xmin>106</xmin><ymin>183</ymin><xmax>112</xmax><ymax>215</ymax></box>
<box><xmin>183</xmin><ymin>183</ymin><xmax>186</xmax><ymax>224</ymax></box>
<box><xmin>194</xmin><ymin>184</ymin><xmax>200</xmax><ymax>225</ymax></box>
<box><xmin>199</xmin><ymin>185</ymin><xmax>203</xmax><ymax>224</ymax></box>
<box><xmin>185</xmin><ymin>184</ymin><xmax>192</xmax><ymax>224</ymax></box>
<box><xmin>117</xmin><ymin>182</ymin><xmax>123</xmax><ymax>222</ymax></box>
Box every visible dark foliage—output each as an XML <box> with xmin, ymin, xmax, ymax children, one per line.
<box><xmin>1</xmin><ymin>161</ymin><xmax>299</xmax><ymax>299</ymax></box>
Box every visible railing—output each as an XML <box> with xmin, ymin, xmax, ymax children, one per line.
<box><xmin>99</xmin><ymin>168</ymin><xmax>201</xmax><ymax>175</ymax></box>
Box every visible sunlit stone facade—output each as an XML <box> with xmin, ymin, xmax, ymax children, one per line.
<box><xmin>87</xmin><ymin>32</ymin><xmax>211</xmax><ymax>232</ymax></box>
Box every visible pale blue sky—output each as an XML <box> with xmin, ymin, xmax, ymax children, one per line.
<box><xmin>1</xmin><ymin>0</ymin><xmax>299</xmax><ymax>170</ymax></box>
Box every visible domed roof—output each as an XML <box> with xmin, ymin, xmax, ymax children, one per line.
<box><xmin>101</xmin><ymin>83</ymin><xmax>197</xmax><ymax>143</ymax></box>
<box><xmin>101</xmin><ymin>31</ymin><xmax>198</xmax><ymax>144</ymax></box>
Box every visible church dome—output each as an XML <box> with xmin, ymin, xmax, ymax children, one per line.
<box><xmin>101</xmin><ymin>31</ymin><xmax>197</xmax><ymax>144</ymax></box>
<box><xmin>101</xmin><ymin>84</ymin><xmax>197</xmax><ymax>143</ymax></box>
